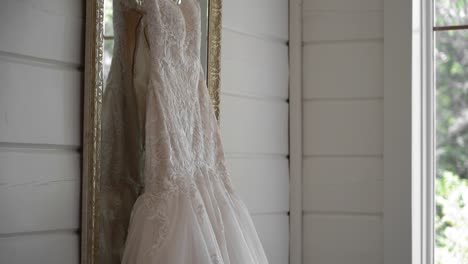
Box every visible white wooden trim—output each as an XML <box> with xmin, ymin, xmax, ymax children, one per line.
<box><xmin>423</xmin><ymin>0</ymin><xmax>435</xmax><ymax>261</ymax></box>
<box><xmin>412</xmin><ymin>0</ymin><xmax>434</xmax><ymax>263</ymax></box>
<box><xmin>383</xmin><ymin>0</ymin><xmax>412</xmax><ymax>263</ymax></box>
<box><xmin>289</xmin><ymin>0</ymin><xmax>303</xmax><ymax>263</ymax></box>
<box><xmin>412</xmin><ymin>0</ymin><xmax>423</xmax><ymax>262</ymax></box>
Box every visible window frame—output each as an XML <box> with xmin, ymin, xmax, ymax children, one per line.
<box><xmin>425</xmin><ymin>2</ymin><xmax>468</xmax><ymax>264</ymax></box>
<box><xmin>413</xmin><ymin>1</ymin><xmax>468</xmax><ymax>263</ymax></box>
<box><xmin>411</xmin><ymin>0</ymin><xmax>435</xmax><ymax>263</ymax></box>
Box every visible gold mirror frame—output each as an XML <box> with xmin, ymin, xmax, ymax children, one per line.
<box><xmin>81</xmin><ymin>0</ymin><xmax>222</xmax><ymax>263</ymax></box>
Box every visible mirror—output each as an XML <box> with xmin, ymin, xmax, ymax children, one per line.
<box><xmin>81</xmin><ymin>0</ymin><xmax>221</xmax><ymax>263</ymax></box>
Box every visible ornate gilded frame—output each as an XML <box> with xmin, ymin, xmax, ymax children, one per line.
<box><xmin>81</xmin><ymin>0</ymin><xmax>222</xmax><ymax>263</ymax></box>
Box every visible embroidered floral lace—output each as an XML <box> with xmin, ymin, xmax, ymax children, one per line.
<box><xmin>99</xmin><ymin>0</ymin><xmax>269</xmax><ymax>263</ymax></box>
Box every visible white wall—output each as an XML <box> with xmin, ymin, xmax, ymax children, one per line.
<box><xmin>0</xmin><ymin>0</ymin><xmax>83</xmax><ymax>263</ymax></box>
<box><xmin>220</xmin><ymin>0</ymin><xmax>290</xmax><ymax>263</ymax></box>
<box><xmin>301</xmin><ymin>0</ymin><xmax>384</xmax><ymax>263</ymax></box>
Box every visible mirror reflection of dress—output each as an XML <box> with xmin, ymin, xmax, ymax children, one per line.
<box><xmin>101</xmin><ymin>0</ymin><xmax>269</xmax><ymax>263</ymax></box>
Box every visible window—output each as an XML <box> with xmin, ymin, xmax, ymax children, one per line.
<box><xmin>103</xmin><ymin>0</ymin><xmax>114</xmax><ymax>84</ymax></box>
<box><xmin>434</xmin><ymin>1</ymin><xmax>468</xmax><ymax>263</ymax></box>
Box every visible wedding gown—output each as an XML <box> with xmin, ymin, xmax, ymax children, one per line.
<box><xmin>99</xmin><ymin>0</ymin><xmax>269</xmax><ymax>263</ymax></box>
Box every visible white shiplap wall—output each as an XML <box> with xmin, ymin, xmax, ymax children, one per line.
<box><xmin>0</xmin><ymin>0</ymin><xmax>83</xmax><ymax>263</ymax></box>
<box><xmin>220</xmin><ymin>0</ymin><xmax>289</xmax><ymax>263</ymax></box>
<box><xmin>0</xmin><ymin>0</ymin><xmax>289</xmax><ymax>264</ymax></box>
<box><xmin>302</xmin><ymin>0</ymin><xmax>384</xmax><ymax>263</ymax></box>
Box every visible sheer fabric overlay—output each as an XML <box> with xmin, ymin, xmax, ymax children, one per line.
<box><xmin>100</xmin><ymin>0</ymin><xmax>269</xmax><ymax>263</ymax></box>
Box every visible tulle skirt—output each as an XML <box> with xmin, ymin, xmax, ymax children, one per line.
<box><xmin>121</xmin><ymin>172</ymin><xmax>269</xmax><ymax>264</ymax></box>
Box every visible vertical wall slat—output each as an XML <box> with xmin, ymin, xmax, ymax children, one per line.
<box><xmin>302</xmin><ymin>0</ymin><xmax>384</xmax><ymax>263</ymax></box>
<box><xmin>289</xmin><ymin>0</ymin><xmax>303</xmax><ymax>263</ymax></box>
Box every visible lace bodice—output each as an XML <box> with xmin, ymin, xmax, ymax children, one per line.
<box><xmin>116</xmin><ymin>0</ymin><xmax>201</xmax><ymax>64</ymax></box>
<box><xmin>121</xmin><ymin>0</ymin><xmax>225</xmax><ymax>190</ymax></box>
<box><xmin>99</xmin><ymin>0</ymin><xmax>239</xmax><ymax>263</ymax></box>
<box><xmin>105</xmin><ymin>0</ymin><xmax>227</xmax><ymax>190</ymax></box>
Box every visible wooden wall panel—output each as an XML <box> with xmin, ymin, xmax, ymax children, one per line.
<box><xmin>0</xmin><ymin>59</ymin><xmax>81</xmax><ymax>146</ymax></box>
<box><xmin>303</xmin><ymin>157</ymin><xmax>383</xmax><ymax>213</ymax></box>
<box><xmin>0</xmin><ymin>150</ymin><xmax>80</xmax><ymax>234</ymax></box>
<box><xmin>220</xmin><ymin>95</ymin><xmax>288</xmax><ymax>155</ymax></box>
<box><xmin>303</xmin><ymin>0</ymin><xmax>383</xmax><ymax>11</ymax></box>
<box><xmin>226</xmin><ymin>157</ymin><xmax>289</xmax><ymax>214</ymax></box>
<box><xmin>0</xmin><ymin>233</ymin><xmax>79</xmax><ymax>264</ymax></box>
<box><xmin>303</xmin><ymin>214</ymin><xmax>383</xmax><ymax>264</ymax></box>
<box><xmin>221</xmin><ymin>30</ymin><xmax>288</xmax><ymax>99</ymax></box>
<box><xmin>223</xmin><ymin>0</ymin><xmax>288</xmax><ymax>40</ymax></box>
<box><xmin>303</xmin><ymin>42</ymin><xmax>383</xmax><ymax>99</ymax></box>
<box><xmin>303</xmin><ymin>100</ymin><xmax>383</xmax><ymax>156</ymax></box>
<box><xmin>0</xmin><ymin>0</ymin><xmax>83</xmax><ymax>64</ymax></box>
<box><xmin>302</xmin><ymin>0</ymin><xmax>384</xmax><ymax>262</ymax></box>
<box><xmin>253</xmin><ymin>215</ymin><xmax>289</xmax><ymax>264</ymax></box>
<box><xmin>303</xmin><ymin>11</ymin><xmax>383</xmax><ymax>43</ymax></box>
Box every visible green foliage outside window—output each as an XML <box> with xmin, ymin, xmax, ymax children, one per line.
<box><xmin>435</xmin><ymin>0</ymin><xmax>468</xmax><ymax>263</ymax></box>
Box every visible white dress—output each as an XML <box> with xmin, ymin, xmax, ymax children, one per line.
<box><xmin>99</xmin><ymin>0</ymin><xmax>269</xmax><ymax>263</ymax></box>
